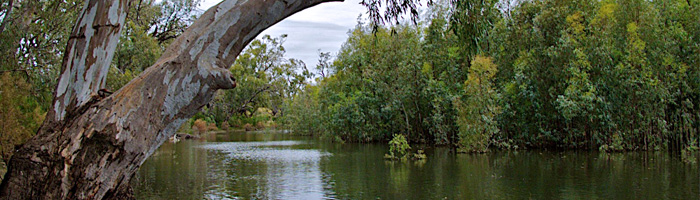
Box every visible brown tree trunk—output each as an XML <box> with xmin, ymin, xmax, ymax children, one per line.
<box><xmin>0</xmin><ymin>0</ymin><xmax>341</xmax><ymax>199</ymax></box>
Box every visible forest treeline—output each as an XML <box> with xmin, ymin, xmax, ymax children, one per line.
<box><xmin>0</xmin><ymin>0</ymin><xmax>699</xmax><ymax>160</ymax></box>
<box><xmin>284</xmin><ymin>0</ymin><xmax>700</xmax><ymax>152</ymax></box>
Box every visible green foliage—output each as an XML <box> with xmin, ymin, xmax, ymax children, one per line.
<box><xmin>491</xmin><ymin>0</ymin><xmax>699</xmax><ymax>150</ymax></box>
<box><xmin>0</xmin><ymin>0</ymin><xmax>83</xmax><ymax>109</ymax></box>
<box><xmin>151</xmin><ymin>0</ymin><xmax>202</xmax><ymax>44</ymax></box>
<box><xmin>108</xmin><ymin>20</ymin><xmax>163</xmax><ymax>91</ymax></box>
<box><xmin>385</xmin><ymin>134</ymin><xmax>411</xmax><ymax>161</ymax></box>
<box><xmin>284</xmin><ymin>16</ymin><xmax>491</xmax><ymax>146</ymax></box>
<box><xmin>455</xmin><ymin>56</ymin><xmax>501</xmax><ymax>153</ymax></box>
<box><xmin>0</xmin><ymin>0</ymin><xmax>209</xmax><ymax>163</ymax></box>
<box><xmin>0</xmin><ymin>0</ymin><xmax>81</xmax><ymax>162</ymax></box>
<box><xmin>2</xmin><ymin>0</ymin><xmax>695</xmax><ymax>156</ymax></box>
<box><xmin>0</xmin><ymin>73</ymin><xmax>45</xmax><ymax>163</ymax></box>
<box><xmin>425</xmin><ymin>80</ymin><xmax>458</xmax><ymax>145</ymax></box>
<box><xmin>450</xmin><ymin>0</ymin><xmax>500</xmax><ymax>61</ymax></box>
<box><xmin>106</xmin><ymin>66</ymin><xmax>140</xmax><ymax>92</ymax></box>
<box><xmin>205</xmin><ymin>35</ymin><xmax>311</xmax><ymax>128</ymax></box>
<box><xmin>285</xmin><ymin>0</ymin><xmax>700</xmax><ymax>152</ymax></box>
<box><xmin>283</xmin><ymin>85</ymin><xmax>323</xmax><ymax>135</ymax></box>
<box><xmin>108</xmin><ymin>0</ymin><xmax>202</xmax><ymax>92</ymax></box>
<box><xmin>599</xmin><ymin>133</ymin><xmax>625</xmax><ymax>152</ymax></box>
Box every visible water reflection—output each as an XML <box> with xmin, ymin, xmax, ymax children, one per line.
<box><xmin>134</xmin><ymin>131</ymin><xmax>699</xmax><ymax>199</ymax></box>
<box><xmin>198</xmin><ymin>141</ymin><xmax>329</xmax><ymax>199</ymax></box>
<box><xmin>135</xmin><ymin>140</ymin><xmax>212</xmax><ymax>199</ymax></box>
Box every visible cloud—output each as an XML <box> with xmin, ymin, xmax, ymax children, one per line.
<box><xmin>270</xmin><ymin>20</ymin><xmax>348</xmax><ymax>31</ymax></box>
<box><xmin>199</xmin><ymin>0</ymin><xmax>366</xmax><ymax>67</ymax></box>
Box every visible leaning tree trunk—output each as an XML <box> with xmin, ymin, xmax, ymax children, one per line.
<box><xmin>0</xmin><ymin>0</ymin><xmax>341</xmax><ymax>199</ymax></box>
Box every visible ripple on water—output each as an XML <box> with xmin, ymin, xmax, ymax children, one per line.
<box><xmin>196</xmin><ymin>141</ymin><xmax>331</xmax><ymax>163</ymax></box>
<box><xmin>197</xmin><ymin>140</ymin><xmax>331</xmax><ymax>199</ymax></box>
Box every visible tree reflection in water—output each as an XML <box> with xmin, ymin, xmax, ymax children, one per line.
<box><xmin>134</xmin><ymin>131</ymin><xmax>700</xmax><ymax>199</ymax></box>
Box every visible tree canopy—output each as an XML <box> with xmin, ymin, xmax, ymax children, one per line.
<box><xmin>283</xmin><ymin>0</ymin><xmax>700</xmax><ymax>152</ymax></box>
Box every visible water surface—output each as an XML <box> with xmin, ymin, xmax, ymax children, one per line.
<box><xmin>134</xmin><ymin>131</ymin><xmax>699</xmax><ymax>199</ymax></box>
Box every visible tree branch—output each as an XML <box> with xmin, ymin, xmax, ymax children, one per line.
<box><xmin>47</xmin><ymin>0</ymin><xmax>129</xmax><ymax>124</ymax></box>
<box><xmin>227</xmin><ymin>84</ymin><xmax>272</xmax><ymax>121</ymax></box>
<box><xmin>1</xmin><ymin>0</ymin><xmax>344</xmax><ymax>199</ymax></box>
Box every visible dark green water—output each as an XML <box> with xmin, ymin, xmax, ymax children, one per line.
<box><xmin>134</xmin><ymin>131</ymin><xmax>699</xmax><ymax>199</ymax></box>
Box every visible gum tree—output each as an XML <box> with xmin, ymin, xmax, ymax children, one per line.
<box><xmin>0</xmin><ymin>0</ymin><xmax>341</xmax><ymax>199</ymax></box>
<box><xmin>0</xmin><ymin>0</ymin><xmax>428</xmax><ymax>199</ymax></box>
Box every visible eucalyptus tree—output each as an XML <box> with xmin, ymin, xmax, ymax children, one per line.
<box><xmin>0</xmin><ymin>0</ymin><xmax>334</xmax><ymax>198</ymax></box>
<box><xmin>0</xmin><ymin>0</ymin><xmax>83</xmax><ymax>165</ymax></box>
<box><xmin>0</xmin><ymin>0</ymin><xmax>83</xmax><ymax>107</ymax></box>
<box><xmin>109</xmin><ymin>0</ymin><xmax>204</xmax><ymax>91</ymax></box>
<box><xmin>0</xmin><ymin>0</ymin><xmax>427</xmax><ymax>199</ymax></box>
<box><xmin>210</xmin><ymin>34</ymin><xmax>309</xmax><ymax>124</ymax></box>
<box><xmin>455</xmin><ymin>56</ymin><xmax>500</xmax><ymax>153</ymax></box>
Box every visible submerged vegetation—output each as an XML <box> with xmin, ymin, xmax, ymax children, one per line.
<box><xmin>385</xmin><ymin>134</ymin><xmax>411</xmax><ymax>160</ymax></box>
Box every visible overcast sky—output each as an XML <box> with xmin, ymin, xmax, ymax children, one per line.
<box><xmin>199</xmin><ymin>0</ymin><xmax>366</xmax><ymax>68</ymax></box>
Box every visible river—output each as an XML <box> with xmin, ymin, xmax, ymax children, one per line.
<box><xmin>134</xmin><ymin>131</ymin><xmax>699</xmax><ymax>199</ymax></box>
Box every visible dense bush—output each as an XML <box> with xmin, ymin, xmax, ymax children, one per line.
<box><xmin>491</xmin><ymin>0</ymin><xmax>699</xmax><ymax>150</ymax></box>
<box><xmin>0</xmin><ymin>74</ymin><xmax>45</xmax><ymax>163</ymax></box>
<box><xmin>386</xmin><ymin>134</ymin><xmax>411</xmax><ymax>160</ymax></box>
<box><xmin>193</xmin><ymin>119</ymin><xmax>208</xmax><ymax>134</ymax></box>
<box><xmin>284</xmin><ymin>0</ymin><xmax>700</xmax><ymax>152</ymax></box>
<box><xmin>455</xmin><ymin>56</ymin><xmax>501</xmax><ymax>153</ymax></box>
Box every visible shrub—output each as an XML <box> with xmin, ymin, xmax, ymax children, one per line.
<box><xmin>599</xmin><ymin>133</ymin><xmax>625</xmax><ymax>152</ymax></box>
<box><xmin>256</xmin><ymin>121</ymin><xmax>266</xmax><ymax>130</ymax></box>
<box><xmin>283</xmin><ymin>85</ymin><xmax>323</xmax><ymax>136</ymax></box>
<box><xmin>221</xmin><ymin>121</ymin><xmax>230</xmax><ymax>130</ymax></box>
<box><xmin>267</xmin><ymin>121</ymin><xmax>278</xmax><ymax>129</ymax></box>
<box><xmin>193</xmin><ymin>119</ymin><xmax>208</xmax><ymax>134</ymax></box>
<box><xmin>455</xmin><ymin>56</ymin><xmax>500</xmax><ymax>153</ymax></box>
<box><xmin>0</xmin><ymin>74</ymin><xmax>45</xmax><ymax>163</ymax></box>
<box><xmin>413</xmin><ymin>149</ymin><xmax>426</xmax><ymax>160</ymax></box>
<box><xmin>233</xmin><ymin>119</ymin><xmax>242</xmax><ymax>128</ymax></box>
<box><xmin>243</xmin><ymin>123</ymin><xmax>254</xmax><ymax>131</ymax></box>
<box><xmin>177</xmin><ymin>119</ymin><xmax>193</xmax><ymax>134</ymax></box>
<box><xmin>385</xmin><ymin>134</ymin><xmax>411</xmax><ymax>161</ymax></box>
<box><xmin>207</xmin><ymin>123</ymin><xmax>218</xmax><ymax>131</ymax></box>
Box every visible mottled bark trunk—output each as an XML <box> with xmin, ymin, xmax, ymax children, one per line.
<box><xmin>0</xmin><ymin>0</ymin><xmax>341</xmax><ymax>199</ymax></box>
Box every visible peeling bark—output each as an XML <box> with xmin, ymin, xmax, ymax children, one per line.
<box><xmin>0</xmin><ymin>0</ymin><xmax>342</xmax><ymax>199</ymax></box>
<box><xmin>49</xmin><ymin>0</ymin><xmax>129</xmax><ymax>125</ymax></box>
